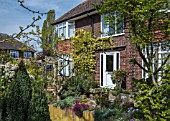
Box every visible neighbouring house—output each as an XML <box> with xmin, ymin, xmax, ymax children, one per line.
<box><xmin>0</xmin><ymin>33</ymin><xmax>35</xmax><ymax>59</ymax></box>
<box><xmin>51</xmin><ymin>0</ymin><xmax>170</xmax><ymax>90</ymax></box>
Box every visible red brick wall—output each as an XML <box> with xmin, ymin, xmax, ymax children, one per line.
<box><xmin>57</xmin><ymin>13</ymin><xmax>143</xmax><ymax>90</ymax></box>
<box><xmin>57</xmin><ymin>39</ymin><xmax>72</xmax><ymax>55</ymax></box>
<box><xmin>75</xmin><ymin>14</ymin><xmax>101</xmax><ymax>37</ymax></box>
<box><xmin>94</xmin><ymin>35</ymin><xmax>142</xmax><ymax>90</ymax></box>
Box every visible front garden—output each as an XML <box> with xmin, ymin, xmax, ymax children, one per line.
<box><xmin>0</xmin><ymin>30</ymin><xmax>170</xmax><ymax>121</ymax></box>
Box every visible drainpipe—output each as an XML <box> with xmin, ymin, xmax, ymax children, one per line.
<box><xmin>87</xmin><ymin>13</ymin><xmax>94</xmax><ymax>35</ymax></box>
<box><xmin>91</xmin><ymin>16</ymin><xmax>94</xmax><ymax>35</ymax></box>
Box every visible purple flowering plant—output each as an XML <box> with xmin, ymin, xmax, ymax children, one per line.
<box><xmin>73</xmin><ymin>98</ymin><xmax>89</xmax><ymax>117</ymax></box>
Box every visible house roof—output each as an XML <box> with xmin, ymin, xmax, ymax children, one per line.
<box><xmin>51</xmin><ymin>0</ymin><xmax>103</xmax><ymax>25</ymax></box>
<box><xmin>0</xmin><ymin>33</ymin><xmax>35</xmax><ymax>52</ymax></box>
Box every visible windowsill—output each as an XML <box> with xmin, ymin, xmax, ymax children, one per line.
<box><xmin>101</xmin><ymin>33</ymin><xmax>125</xmax><ymax>38</ymax></box>
<box><xmin>24</xmin><ymin>57</ymin><xmax>32</xmax><ymax>59</ymax></box>
<box><xmin>100</xmin><ymin>85</ymin><xmax>115</xmax><ymax>89</ymax></box>
<box><xmin>59</xmin><ymin>36</ymin><xmax>74</xmax><ymax>41</ymax></box>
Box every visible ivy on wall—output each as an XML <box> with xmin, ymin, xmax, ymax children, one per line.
<box><xmin>72</xmin><ymin>30</ymin><xmax>112</xmax><ymax>78</ymax></box>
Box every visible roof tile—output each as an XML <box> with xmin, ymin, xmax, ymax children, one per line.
<box><xmin>52</xmin><ymin>0</ymin><xmax>103</xmax><ymax>25</ymax></box>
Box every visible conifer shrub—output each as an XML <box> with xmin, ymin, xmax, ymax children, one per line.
<box><xmin>3</xmin><ymin>60</ymin><xmax>51</xmax><ymax>121</ymax></box>
<box><xmin>27</xmin><ymin>82</ymin><xmax>51</xmax><ymax>121</ymax></box>
<box><xmin>5</xmin><ymin>60</ymin><xmax>32</xmax><ymax>121</ymax></box>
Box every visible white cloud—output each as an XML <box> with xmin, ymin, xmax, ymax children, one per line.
<box><xmin>24</xmin><ymin>0</ymin><xmax>59</xmax><ymax>11</ymax></box>
<box><xmin>0</xmin><ymin>0</ymin><xmax>84</xmax><ymax>35</ymax></box>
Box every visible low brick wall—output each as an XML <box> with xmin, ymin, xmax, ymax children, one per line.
<box><xmin>49</xmin><ymin>105</ymin><xmax>94</xmax><ymax>121</ymax></box>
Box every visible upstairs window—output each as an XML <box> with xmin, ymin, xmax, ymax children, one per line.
<box><xmin>58</xmin><ymin>22</ymin><xmax>66</xmax><ymax>38</ymax></box>
<box><xmin>68</xmin><ymin>22</ymin><xmax>75</xmax><ymax>37</ymax></box>
<box><xmin>24</xmin><ymin>51</ymin><xmax>32</xmax><ymax>58</ymax></box>
<box><xmin>101</xmin><ymin>12</ymin><xmax>124</xmax><ymax>37</ymax></box>
<box><xmin>56</xmin><ymin>22</ymin><xmax>75</xmax><ymax>39</ymax></box>
<box><xmin>10</xmin><ymin>50</ymin><xmax>19</xmax><ymax>59</ymax></box>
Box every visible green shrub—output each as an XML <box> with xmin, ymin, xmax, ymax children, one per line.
<box><xmin>53</xmin><ymin>96</ymin><xmax>76</xmax><ymax>109</ymax></box>
<box><xmin>5</xmin><ymin>60</ymin><xmax>32</xmax><ymax>121</ymax></box>
<box><xmin>132</xmin><ymin>65</ymin><xmax>170</xmax><ymax>120</ymax></box>
<box><xmin>94</xmin><ymin>108</ymin><xmax>114</xmax><ymax>121</ymax></box>
<box><xmin>59</xmin><ymin>75</ymin><xmax>96</xmax><ymax>99</ymax></box>
<box><xmin>27</xmin><ymin>82</ymin><xmax>51</xmax><ymax>121</ymax></box>
<box><xmin>1</xmin><ymin>60</ymin><xmax>51</xmax><ymax>121</ymax></box>
<box><xmin>0</xmin><ymin>51</ymin><xmax>13</xmax><ymax>64</ymax></box>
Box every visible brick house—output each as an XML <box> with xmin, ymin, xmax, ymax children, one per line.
<box><xmin>0</xmin><ymin>33</ymin><xmax>35</xmax><ymax>59</ymax></box>
<box><xmin>51</xmin><ymin>0</ymin><xmax>169</xmax><ymax>90</ymax></box>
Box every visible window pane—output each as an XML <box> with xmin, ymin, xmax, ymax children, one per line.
<box><xmin>10</xmin><ymin>50</ymin><xmax>19</xmax><ymax>58</ymax></box>
<box><xmin>117</xmin><ymin>22</ymin><xmax>124</xmax><ymax>34</ymax></box>
<box><xmin>116</xmin><ymin>53</ymin><xmax>119</xmax><ymax>70</ymax></box>
<box><xmin>24</xmin><ymin>52</ymin><xmax>32</xmax><ymax>58</ymax></box>
<box><xmin>101</xmin><ymin>54</ymin><xmax>103</xmax><ymax>86</ymax></box>
<box><xmin>63</xmin><ymin>27</ymin><xmax>66</xmax><ymax>37</ymax></box>
<box><xmin>106</xmin><ymin>55</ymin><xmax>113</xmax><ymax>72</ymax></box>
<box><xmin>102</xmin><ymin>21</ymin><xmax>109</xmax><ymax>36</ymax></box>
<box><xmin>102</xmin><ymin>13</ymin><xmax>124</xmax><ymax>36</ymax></box>
<box><xmin>69</xmin><ymin>61</ymin><xmax>72</xmax><ymax>74</ymax></box>
<box><xmin>63</xmin><ymin>22</ymin><xmax>66</xmax><ymax>26</ymax></box>
<box><xmin>68</xmin><ymin>24</ymin><xmax>75</xmax><ymax>37</ymax></box>
<box><xmin>59</xmin><ymin>23</ymin><xmax>63</xmax><ymax>27</ymax></box>
<box><xmin>59</xmin><ymin>28</ymin><xmax>63</xmax><ymax>37</ymax></box>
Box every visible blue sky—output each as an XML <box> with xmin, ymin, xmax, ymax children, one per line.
<box><xmin>0</xmin><ymin>0</ymin><xmax>84</xmax><ymax>35</ymax></box>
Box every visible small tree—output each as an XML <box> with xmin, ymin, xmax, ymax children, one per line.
<box><xmin>41</xmin><ymin>10</ymin><xmax>55</xmax><ymax>56</ymax></box>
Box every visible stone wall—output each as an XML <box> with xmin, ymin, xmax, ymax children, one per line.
<box><xmin>49</xmin><ymin>105</ymin><xmax>94</xmax><ymax>121</ymax></box>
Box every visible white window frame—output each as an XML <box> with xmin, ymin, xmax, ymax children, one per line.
<box><xmin>100</xmin><ymin>51</ymin><xmax>120</xmax><ymax>88</ymax></box>
<box><xmin>142</xmin><ymin>42</ymin><xmax>170</xmax><ymax>81</ymax></box>
<box><xmin>58</xmin><ymin>54</ymin><xmax>72</xmax><ymax>76</ymax></box>
<box><xmin>24</xmin><ymin>51</ymin><xmax>32</xmax><ymax>58</ymax></box>
<box><xmin>101</xmin><ymin>13</ymin><xmax>124</xmax><ymax>38</ymax></box>
<box><xmin>10</xmin><ymin>50</ymin><xmax>19</xmax><ymax>59</ymax></box>
<box><xmin>56</xmin><ymin>21</ymin><xmax>75</xmax><ymax>39</ymax></box>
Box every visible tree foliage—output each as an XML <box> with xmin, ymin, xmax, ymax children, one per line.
<box><xmin>0</xmin><ymin>60</ymin><xmax>51</xmax><ymax>121</ymax></box>
<box><xmin>96</xmin><ymin>0</ymin><xmax>170</xmax><ymax>85</ymax></box>
<box><xmin>27</xmin><ymin>82</ymin><xmax>51</xmax><ymax>121</ymax></box>
<box><xmin>96</xmin><ymin>0</ymin><xmax>170</xmax><ymax>120</ymax></box>
<box><xmin>132</xmin><ymin>65</ymin><xmax>170</xmax><ymax>120</ymax></box>
<box><xmin>0</xmin><ymin>63</ymin><xmax>18</xmax><ymax>121</ymax></box>
<box><xmin>41</xmin><ymin>10</ymin><xmax>56</xmax><ymax>56</ymax></box>
<box><xmin>72</xmin><ymin>30</ymin><xmax>110</xmax><ymax>77</ymax></box>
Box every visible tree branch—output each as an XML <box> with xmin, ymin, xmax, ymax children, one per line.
<box><xmin>154</xmin><ymin>53</ymin><xmax>170</xmax><ymax>75</ymax></box>
<box><xmin>18</xmin><ymin>0</ymin><xmax>50</xmax><ymax>15</ymax></box>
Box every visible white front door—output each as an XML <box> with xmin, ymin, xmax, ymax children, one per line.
<box><xmin>100</xmin><ymin>52</ymin><xmax>120</xmax><ymax>88</ymax></box>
